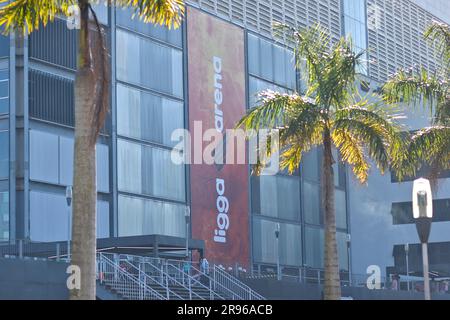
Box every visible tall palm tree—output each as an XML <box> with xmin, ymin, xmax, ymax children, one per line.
<box><xmin>236</xmin><ymin>25</ymin><xmax>404</xmax><ymax>300</ymax></box>
<box><xmin>0</xmin><ymin>0</ymin><xmax>184</xmax><ymax>300</ymax></box>
<box><xmin>383</xmin><ymin>22</ymin><xmax>450</xmax><ymax>181</ymax></box>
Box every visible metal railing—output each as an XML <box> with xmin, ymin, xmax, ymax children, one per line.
<box><xmin>212</xmin><ymin>265</ymin><xmax>266</xmax><ymax>300</ymax></box>
<box><xmin>165</xmin><ymin>258</ymin><xmax>263</xmax><ymax>300</ymax></box>
<box><xmin>119</xmin><ymin>254</ymin><xmax>227</xmax><ymax>300</ymax></box>
<box><xmin>97</xmin><ymin>252</ymin><xmax>166</xmax><ymax>300</ymax></box>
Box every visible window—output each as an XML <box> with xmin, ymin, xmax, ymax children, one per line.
<box><xmin>247</xmin><ymin>33</ymin><xmax>296</xmax><ymax>89</ymax></box>
<box><xmin>252</xmin><ymin>175</ymin><xmax>301</xmax><ymax>221</ymax></box>
<box><xmin>335</xmin><ymin>189</ymin><xmax>348</xmax><ymax>229</ymax></box>
<box><xmin>30</xmin><ymin>191</ymin><xmax>109</xmax><ymax>241</ymax></box>
<box><xmin>116</xmin><ymin>29</ymin><xmax>183</xmax><ymax>98</ymax></box>
<box><xmin>0</xmin><ymin>131</ymin><xmax>8</xmax><ymax>179</ymax></box>
<box><xmin>248</xmin><ymin>77</ymin><xmax>290</xmax><ymax>108</ymax></box>
<box><xmin>0</xmin><ymin>35</ymin><xmax>8</xmax><ymax>57</ymax></box>
<box><xmin>29</xmin><ymin>69</ymin><xmax>74</xmax><ymax>126</ymax></box>
<box><xmin>117</xmin><ymin>139</ymin><xmax>185</xmax><ymax>202</ymax></box>
<box><xmin>304</xmin><ymin>226</ymin><xmax>324</xmax><ymax>268</ymax></box>
<box><xmin>303</xmin><ymin>181</ymin><xmax>321</xmax><ymax>225</ymax></box>
<box><xmin>0</xmin><ymin>191</ymin><xmax>8</xmax><ymax>241</ymax></box>
<box><xmin>116</xmin><ymin>7</ymin><xmax>181</xmax><ymax>47</ymax></box>
<box><xmin>117</xmin><ymin>84</ymin><xmax>184</xmax><ymax>147</ymax></box>
<box><xmin>392</xmin><ymin>198</ymin><xmax>450</xmax><ymax>224</ymax></box>
<box><xmin>252</xmin><ymin>218</ymin><xmax>302</xmax><ymax>266</ymax></box>
<box><xmin>342</xmin><ymin>0</ymin><xmax>368</xmax><ymax>75</ymax></box>
<box><xmin>29</xmin><ymin>130</ymin><xmax>109</xmax><ymax>192</ymax></box>
<box><xmin>301</xmin><ymin>149</ymin><xmax>320</xmax><ymax>182</ymax></box>
<box><xmin>118</xmin><ymin>194</ymin><xmax>186</xmax><ymax>237</ymax></box>
<box><xmin>29</xmin><ymin>18</ymin><xmax>77</xmax><ymax>70</ymax></box>
<box><xmin>337</xmin><ymin>231</ymin><xmax>349</xmax><ymax>271</ymax></box>
<box><xmin>0</xmin><ymin>69</ymin><xmax>8</xmax><ymax>114</ymax></box>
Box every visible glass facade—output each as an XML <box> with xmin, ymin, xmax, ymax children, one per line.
<box><xmin>116</xmin><ymin>29</ymin><xmax>183</xmax><ymax>98</ymax></box>
<box><xmin>0</xmin><ymin>191</ymin><xmax>8</xmax><ymax>242</ymax></box>
<box><xmin>0</xmin><ymin>64</ymin><xmax>8</xmax><ymax>242</ymax></box>
<box><xmin>343</xmin><ymin>0</ymin><xmax>368</xmax><ymax>74</ymax></box>
<box><xmin>248</xmin><ymin>32</ymin><xmax>349</xmax><ymax>271</ymax></box>
<box><xmin>0</xmin><ymin>69</ymin><xmax>8</xmax><ymax>114</ymax></box>
<box><xmin>116</xmin><ymin>12</ymin><xmax>187</xmax><ymax>238</ymax></box>
<box><xmin>248</xmin><ymin>33</ymin><xmax>304</xmax><ymax>268</ymax></box>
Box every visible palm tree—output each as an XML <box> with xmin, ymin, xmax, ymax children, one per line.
<box><xmin>0</xmin><ymin>0</ymin><xmax>184</xmax><ymax>300</ymax></box>
<box><xmin>236</xmin><ymin>25</ymin><xmax>403</xmax><ymax>300</ymax></box>
<box><xmin>383</xmin><ymin>21</ymin><xmax>450</xmax><ymax>181</ymax></box>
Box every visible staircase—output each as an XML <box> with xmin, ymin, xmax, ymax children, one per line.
<box><xmin>96</xmin><ymin>253</ymin><xmax>265</xmax><ymax>300</ymax></box>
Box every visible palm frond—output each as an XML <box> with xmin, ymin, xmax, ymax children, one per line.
<box><xmin>0</xmin><ymin>0</ymin><xmax>76</xmax><ymax>34</ymax></box>
<box><xmin>332</xmin><ymin>114</ymin><xmax>398</xmax><ymax>175</ymax></box>
<box><xmin>424</xmin><ymin>21</ymin><xmax>450</xmax><ymax>65</ymax></box>
<box><xmin>235</xmin><ymin>90</ymin><xmax>312</xmax><ymax>132</ymax></box>
<box><xmin>332</xmin><ymin>129</ymin><xmax>370</xmax><ymax>182</ymax></box>
<box><xmin>382</xmin><ymin>66</ymin><xmax>448</xmax><ymax>117</ymax></box>
<box><xmin>114</xmin><ymin>0</ymin><xmax>185</xmax><ymax>28</ymax></box>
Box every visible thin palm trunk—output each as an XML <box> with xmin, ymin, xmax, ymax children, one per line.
<box><xmin>322</xmin><ymin>128</ymin><xmax>341</xmax><ymax>300</ymax></box>
<box><xmin>70</xmin><ymin>1</ymin><xmax>97</xmax><ymax>300</ymax></box>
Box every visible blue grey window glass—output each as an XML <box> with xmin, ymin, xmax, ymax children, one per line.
<box><xmin>117</xmin><ymin>84</ymin><xmax>184</xmax><ymax>147</ymax></box>
<box><xmin>0</xmin><ymin>35</ymin><xmax>8</xmax><ymax>57</ymax></box>
<box><xmin>252</xmin><ymin>218</ymin><xmax>302</xmax><ymax>266</ymax></box>
<box><xmin>118</xmin><ymin>194</ymin><xmax>186</xmax><ymax>237</ymax></box>
<box><xmin>337</xmin><ymin>231</ymin><xmax>349</xmax><ymax>271</ymax></box>
<box><xmin>0</xmin><ymin>131</ymin><xmax>9</xmax><ymax>179</ymax></box>
<box><xmin>303</xmin><ymin>181</ymin><xmax>321</xmax><ymax>225</ymax></box>
<box><xmin>343</xmin><ymin>0</ymin><xmax>368</xmax><ymax>75</ymax></box>
<box><xmin>335</xmin><ymin>189</ymin><xmax>347</xmax><ymax>229</ymax></box>
<box><xmin>116</xmin><ymin>29</ymin><xmax>183</xmax><ymax>98</ymax></box>
<box><xmin>30</xmin><ymin>190</ymin><xmax>109</xmax><ymax>242</ymax></box>
<box><xmin>301</xmin><ymin>148</ymin><xmax>320</xmax><ymax>182</ymax></box>
<box><xmin>29</xmin><ymin>130</ymin><xmax>109</xmax><ymax>192</ymax></box>
<box><xmin>116</xmin><ymin>7</ymin><xmax>181</xmax><ymax>47</ymax></box>
<box><xmin>0</xmin><ymin>191</ymin><xmax>8</xmax><ymax>241</ymax></box>
<box><xmin>254</xmin><ymin>175</ymin><xmax>300</xmax><ymax>221</ymax></box>
<box><xmin>0</xmin><ymin>69</ymin><xmax>8</xmax><ymax>114</ymax></box>
<box><xmin>248</xmin><ymin>77</ymin><xmax>289</xmax><ymax>108</ymax></box>
<box><xmin>117</xmin><ymin>139</ymin><xmax>186</xmax><ymax>202</ymax></box>
<box><xmin>305</xmin><ymin>226</ymin><xmax>324</xmax><ymax>268</ymax></box>
<box><xmin>247</xmin><ymin>33</ymin><xmax>296</xmax><ymax>89</ymax></box>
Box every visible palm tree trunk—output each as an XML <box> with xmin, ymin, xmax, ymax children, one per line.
<box><xmin>70</xmin><ymin>1</ymin><xmax>97</xmax><ymax>300</ymax></box>
<box><xmin>322</xmin><ymin>128</ymin><xmax>341</xmax><ymax>300</ymax></box>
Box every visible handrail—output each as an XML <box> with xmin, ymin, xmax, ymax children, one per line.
<box><xmin>118</xmin><ymin>257</ymin><xmax>185</xmax><ymax>300</ymax></box>
<box><xmin>165</xmin><ymin>262</ymin><xmax>226</xmax><ymax>300</ymax></box>
<box><xmin>187</xmin><ymin>263</ymin><xmax>245</xmax><ymax>300</ymax></box>
<box><xmin>97</xmin><ymin>252</ymin><xmax>166</xmax><ymax>300</ymax></box>
<box><xmin>213</xmin><ymin>265</ymin><xmax>266</xmax><ymax>300</ymax></box>
<box><xmin>119</xmin><ymin>254</ymin><xmax>219</xmax><ymax>300</ymax></box>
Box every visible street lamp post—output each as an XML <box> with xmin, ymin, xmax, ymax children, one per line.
<box><xmin>65</xmin><ymin>186</ymin><xmax>73</xmax><ymax>262</ymax></box>
<box><xmin>275</xmin><ymin>223</ymin><xmax>281</xmax><ymax>281</ymax></box>
<box><xmin>412</xmin><ymin>178</ymin><xmax>433</xmax><ymax>300</ymax></box>
<box><xmin>405</xmin><ymin>243</ymin><xmax>410</xmax><ymax>291</ymax></box>
<box><xmin>185</xmin><ymin>207</ymin><xmax>191</xmax><ymax>258</ymax></box>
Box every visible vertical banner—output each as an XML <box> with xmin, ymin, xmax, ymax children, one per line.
<box><xmin>187</xmin><ymin>7</ymin><xmax>249</xmax><ymax>267</ymax></box>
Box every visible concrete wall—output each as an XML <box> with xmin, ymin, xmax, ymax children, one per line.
<box><xmin>0</xmin><ymin>258</ymin><xmax>68</xmax><ymax>300</ymax></box>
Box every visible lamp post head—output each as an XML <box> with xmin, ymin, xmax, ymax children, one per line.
<box><xmin>65</xmin><ymin>186</ymin><xmax>73</xmax><ymax>207</ymax></box>
<box><xmin>275</xmin><ymin>223</ymin><xmax>280</xmax><ymax>238</ymax></box>
<box><xmin>185</xmin><ymin>207</ymin><xmax>191</xmax><ymax>222</ymax></box>
<box><xmin>412</xmin><ymin>178</ymin><xmax>433</xmax><ymax>219</ymax></box>
<box><xmin>412</xmin><ymin>178</ymin><xmax>433</xmax><ymax>243</ymax></box>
